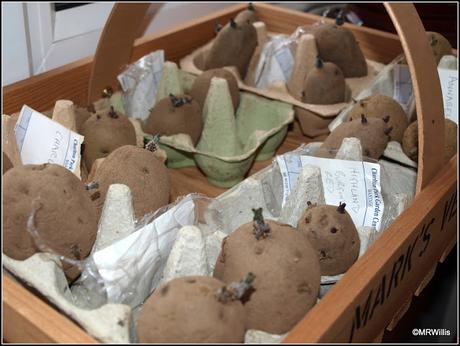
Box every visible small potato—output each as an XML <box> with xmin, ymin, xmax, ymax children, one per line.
<box><xmin>297</xmin><ymin>203</ymin><xmax>360</xmax><ymax>276</ymax></box>
<box><xmin>80</xmin><ymin>107</ymin><xmax>136</xmax><ymax>171</ymax></box>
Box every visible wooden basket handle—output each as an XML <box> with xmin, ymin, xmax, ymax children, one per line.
<box><xmin>88</xmin><ymin>3</ymin><xmax>445</xmax><ymax>193</ymax></box>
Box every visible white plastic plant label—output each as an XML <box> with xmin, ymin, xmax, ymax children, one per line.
<box><xmin>438</xmin><ymin>67</ymin><xmax>458</xmax><ymax>124</ymax></box>
<box><xmin>277</xmin><ymin>154</ymin><xmax>384</xmax><ymax>231</ymax></box>
<box><xmin>92</xmin><ymin>198</ymin><xmax>195</xmax><ymax>308</ymax></box>
<box><xmin>14</xmin><ymin>105</ymin><xmax>84</xmax><ymax>176</ymax></box>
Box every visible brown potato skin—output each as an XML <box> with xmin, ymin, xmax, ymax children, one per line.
<box><xmin>214</xmin><ymin>220</ymin><xmax>321</xmax><ymax>334</ymax></box>
<box><xmin>309</xmin><ymin>23</ymin><xmax>367</xmax><ymax>78</ymax></box>
<box><xmin>302</xmin><ymin>62</ymin><xmax>346</xmax><ymax>105</ymax></box>
<box><xmin>137</xmin><ymin>276</ymin><xmax>246</xmax><ymax>343</ymax></box>
<box><xmin>190</xmin><ymin>69</ymin><xmax>240</xmax><ymax>111</ymax></box>
<box><xmin>93</xmin><ymin>145</ymin><xmax>170</xmax><ymax>220</ymax></box>
<box><xmin>318</xmin><ymin>117</ymin><xmax>390</xmax><ymax>159</ymax></box>
<box><xmin>204</xmin><ymin>20</ymin><xmax>258</xmax><ymax>79</ymax></box>
<box><xmin>297</xmin><ymin>204</ymin><xmax>360</xmax><ymax>276</ymax></box>
<box><xmin>3</xmin><ymin>152</ymin><xmax>13</xmax><ymax>174</ymax></box>
<box><xmin>349</xmin><ymin>95</ymin><xmax>408</xmax><ymax>143</ymax></box>
<box><xmin>80</xmin><ymin>110</ymin><xmax>136</xmax><ymax>171</ymax></box>
<box><xmin>143</xmin><ymin>94</ymin><xmax>203</xmax><ymax>145</ymax></box>
<box><xmin>402</xmin><ymin>119</ymin><xmax>457</xmax><ymax>163</ymax></box>
<box><xmin>3</xmin><ymin>164</ymin><xmax>98</xmax><ymax>281</ymax></box>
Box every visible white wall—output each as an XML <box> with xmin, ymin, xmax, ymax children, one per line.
<box><xmin>2</xmin><ymin>3</ymin><xmax>32</xmax><ymax>85</ymax></box>
<box><xmin>2</xmin><ymin>2</ymin><xmax>234</xmax><ymax>86</ymax></box>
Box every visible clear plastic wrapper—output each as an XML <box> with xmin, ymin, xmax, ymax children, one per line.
<box><xmin>117</xmin><ymin>50</ymin><xmax>165</xmax><ymax>120</ymax></box>
<box><xmin>24</xmin><ymin>192</ymin><xmax>222</xmax><ymax>311</ymax></box>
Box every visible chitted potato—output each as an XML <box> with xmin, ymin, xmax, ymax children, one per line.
<box><xmin>137</xmin><ymin>276</ymin><xmax>246</xmax><ymax>343</ymax></box>
<box><xmin>401</xmin><ymin>31</ymin><xmax>452</xmax><ymax>65</ymax></box>
<box><xmin>80</xmin><ymin>107</ymin><xmax>136</xmax><ymax>171</ymax></box>
<box><xmin>144</xmin><ymin>94</ymin><xmax>203</xmax><ymax>145</ymax></box>
<box><xmin>349</xmin><ymin>95</ymin><xmax>409</xmax><ymax>143</ymax></box>
<box><xmin>3</xmin><ymin>152</ymin><xmax>13</xmax><ymax>174</ymax></box>
<box><xmin>297</xmin><ymin>202</ymin><xmax>360</xmax><ymax>276</ymax></box>
<box><xmin>92</xmin><ymin>145</ymin><xmax>170</xmax><ymax>220</ymax></box>
<box><xmin>317</xmin><ymin>115</ymin><xmax>392</xmax><ymax>159</ymax></box>
<box><xmin>427</xmin><ymin>31</ymin><xmax>453</xmax><ymax>64</ymax></box>
<box><xmin>190</xmin><ymin>69</ymin><xmax>240</xmax><ymax>111</ymax></box>
<box><xmin>74</xmin><ymin>105</ymin><xmax>93</xmax><ymax>132</ymax></box>
<box><xmin>309</xmin><ymin>21</ymin><xmax>367</xmax><ymax>78</ymax></box>
<box><xmin>205</xmin><ymin>18</ymin><xmax>258</xmax><ymax>79</ymax></box>
<box><xmin>214</xmin><ymin>209</ymin><xmax>321</xmax><ymax>334</ymax></box>
<box><xmin>234</xmin><ymin>3</ymin><xmax>258</xmax><ymax>25</ymax></box>
<box><xmin>402</xmin><ymin>118</ymin><xmax>457</xmax><ymax>163</ymax></box>
<box><xmin>3</xmin><ymin>164</ymin><xmax>98</xmax><ymax>281</ymax></box>
<box><xmin>302</xmin><ymin>58</ymin><xmax>346</xmax><ymax>105</ymax></box>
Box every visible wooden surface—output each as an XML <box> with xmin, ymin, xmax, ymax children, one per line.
<box><xmin>283</xmin><ymin>155</ymin><xmax>457</xmax><ymax>343</ymax></box>
<box><xmin>3</xmin><ymin>273</ymin><xmax>97</xmax><ymax>343</ymax></box>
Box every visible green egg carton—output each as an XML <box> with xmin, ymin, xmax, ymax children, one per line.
<box><xmin>154</xmin><ymin>62</ymin><xmax>294</xmax><ymax>187</ymax></box>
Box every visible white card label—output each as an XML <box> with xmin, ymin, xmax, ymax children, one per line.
<box><xmin>14</xmin><ymin>105</ymin><xmax>84</xmax><ymax>175</ymax></box>
<box><xmin>438</xmin><ymin>67</ymin><xmax>458</xmax><ymax>124</ymax></box>
<box><xmin>277</xmin><ymin>154</ymin><xmax>384</xmax><ymax>231</ymax></box>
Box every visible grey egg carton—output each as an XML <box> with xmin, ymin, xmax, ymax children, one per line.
<box><xmin>3</xmin><ymin>141</ymin><xmax>416</xmax><ymax>343</ymax></box>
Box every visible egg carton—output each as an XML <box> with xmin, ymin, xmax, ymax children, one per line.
<box><xmin>179</xmin><ymin>19</ymin><xmax>385</xmax><ymax>137</ymax></box>
<box><xmin>3</xmin><ymin>137</ymin><xmax>416</xmax><ymax>343</ymax></box>
<box><xmin>130</xmin><ymin>61</ymin><xmax>294</xmax><ymax>188</ymax></box>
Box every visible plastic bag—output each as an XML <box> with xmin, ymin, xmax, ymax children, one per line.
<box><xmin>117</xmin><ymin>50</ymin><xmax>165</xmax><ymax>120</ymax></box>
<box><xmin>25</xmin><ymin>192</ymin><xmax>222</xmax><ymax>310</ymax></box>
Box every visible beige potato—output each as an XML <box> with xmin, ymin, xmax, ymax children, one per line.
<box><xmin>297</xmin><ymin>203</ymin><xmax>360</xmax><ymax>276</ymax></box>
<box><xmin>3</xmin><ymin>164</ymin><xmax>98</xmax><ymax>281</ymax></box>
<box><xmin>144</xmin><ymin>94</ymin><xmax>203</xmax><ymax>145</ymax></box>
<box><xmin>402</xmin><ymin>118</ymin><xmax>457</xmax><ymax>163</ymax></box>
<box><xmin>214</xmin><ymin>218</ymin><xmax>321</xmax><ymax>334</ymax></box>
<box><xmin>80</xmin><ymin>107</ymin><xmax>136</xmax><ymax>170</ymax></box>
<box><xmin>92</xmin><ymin>145</ymin><xmax>170</xmax><ymax>220</ymax></box>
<box><xmin>317</xmin><ymin>115</ymin><xmax>391</xmax><ymax>159</ymax></box>
<box><xmin>349</xmin><ymin>95</ymin><xmax>408</xmax><ymax>143</ymax></box>
<box><xmin>137</xmin><ymin>276</ymin><xmax>246</xmax><ymax>343</ymax></box>
<box><xmin>309</xmin><ymin>22</ymin><xmax>367</xmax><ymax>78</ymax></box>
<box><xmin>302</xmin><ymin>60</ymin><xmax>346</xmax><ymax>105</ymax></box>
<box><xmin>204</xmin><ymin>18</ymin><xmax>258</xmax><ymax>79</ymax></box>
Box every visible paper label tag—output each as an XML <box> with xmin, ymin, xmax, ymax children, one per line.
<box><xmin>438</xmin><ymin>67</ymin><xmax>458</xmax><ymax>124</ymax></box>
<box><xmin>393</xmin><ymin>64</ymin><xmax>413</xmax><ymax>110</ymax></box>
<box><xmin>277</xmin><ymin>154</ymin><xmax>384</xmax><ymax>231</ymax></box>
<box><xmin>92</xmin><ymin>198</ymin><xmax>195</xmax><ymax>307</ymax></box>
<box><xmin>14</xmin><ymin>105</ymin><xmax>84</xmax><ymax>175</ymax></box>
